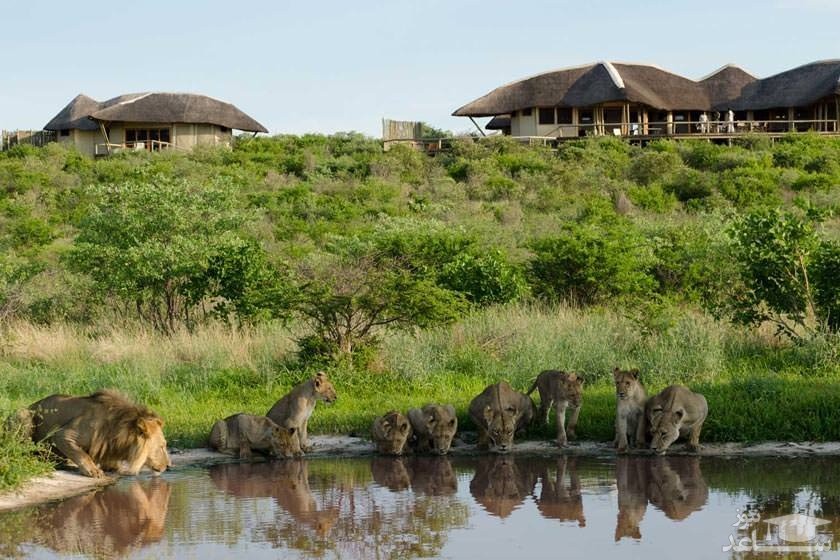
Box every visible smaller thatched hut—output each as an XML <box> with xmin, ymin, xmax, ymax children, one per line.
<box><xmin>44</xmin><ymin>92</ymin><xmax>267</xmax><ymax>156</ymax></box>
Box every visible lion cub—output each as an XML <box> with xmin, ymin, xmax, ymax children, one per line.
<box><xmin>407</xmin><ymin>404</ymin><xmax>457</xmax><ymax>455</ymax></box>
<box><xmin>613</xmin><ymin>368</ymin><xmax>647</xmax><ymax>453</ymax></box>
<box><xmin>209</xmin><ymin>413</ymin><xmax>302</xmax><ymax>459</ymax></box>
<box><xmin>527</xmin><ymin>370</ymin><xmax>584</xmax><ymax>447</ymax></box>
<box><xmin>372</xmin><ymin>411</ymin><xmax>413</xmax><ymax>455</ymax></box>
<box><xmin>646</xmin><ymin>385</ymin><xmax>708</xmax><ymax>455</ymax></box>
<box><xmin>267</xmin><ymin>371</ymin><xmax>337</xmax><ymax>453</ymax></box>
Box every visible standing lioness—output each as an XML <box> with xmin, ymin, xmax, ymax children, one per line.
<box><xmin>267</xmin><ymin>371</ymin><xmax>337</xmax><ymax>453</ymax></box>
<box><xmin>613</xmin><ymin>368</ymin><xmax>647</xmax><ymax>453</ymax></box>
<box><xmin>209</xmin><ymin>413</ymin><xmax>301</xmax><ymax>459</ymax></box>
<box><xmin>527</xmin><ymin>370</ymin><xmax>584</xmax><ymax>447</ymax></box>
<box><xmin>646</xmin><ymin>385</ymin><xmax>708</xmax><ymax>455</ymax></box>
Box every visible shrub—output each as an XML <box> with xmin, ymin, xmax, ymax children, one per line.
<box><xmin>627</xmin><ymin>150</ymin><xmax>683</xmax><ymax>185</ymax></box>
<box><xmin>438</xmin><ymin>251</ymin><xmax>527</xmax><ymax>306</ymax></box>
<box><xmin>528</xmin><ymin>209</ymin><xmax>656</xmax><ymax>305</ymax></box>
<box><xmin>812</xmin><ymin>241</ymin><xmax>840</xmax><ymax>332</ymax></box>
<box><xmin>664</xmin><ymin>168</ymin><xmax>714</xmax><ymax>202</ymax></box>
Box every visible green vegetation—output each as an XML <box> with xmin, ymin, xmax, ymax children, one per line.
<box><xmin>1</xmin><ymin>133</ymin><xmax>840</xmax><ymax>489</ymax></box>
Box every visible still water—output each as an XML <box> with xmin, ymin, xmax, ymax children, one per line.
<box><xmin>2</xmin><ymin>454</ymin><xmax>839</xmax><ymax>559</ymax></box>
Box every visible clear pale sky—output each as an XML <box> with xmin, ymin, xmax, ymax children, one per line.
<box><xmin>0</xmin><ymin>0</ymin><xmax>837</xmax><ymax>137</ymax></box>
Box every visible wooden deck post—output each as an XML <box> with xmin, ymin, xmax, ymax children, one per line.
<box><xmin>666</xmin><ymin>112</ymin><xmax>674</xmax><ymax>135</ymax></box>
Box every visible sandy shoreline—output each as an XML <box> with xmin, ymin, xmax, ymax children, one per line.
<box><xmin>3</xmin><ymin>436</ymin><xmax>840</xmax><ymax>512</ymax></box>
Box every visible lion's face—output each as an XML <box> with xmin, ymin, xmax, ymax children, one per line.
<box><xmin>483</xmin><ymin>406</ymin><xmax>517</xmax><ymax>454</ymax></box>
<box><xmin>143</xmin><ymin>419</ymin><xmax>171</xmax><ymax>474</ymax></box>
<box><xmin>427</xmin><ymin>414</ymin><xmax>457</xmax><ymax>455</ymax></box>
<box><xmin>313</xmin><ymin>372</ymin><xmax>337</xmax><ymax>404</ymax></box>
<box><xmin>650</xmin><ymin>410</ymin><xmax>683</xmax><ymax>455</ymax></box>
<box><xmin>561</xmin><ymin>374</ymin><xmax>584</xmax><ymax>408</ymax></box>
<box><xmin>270</xmin><ymin>426</ymin><xmax>303</xmax><ymax>458</ymax></box>
<box><xmin>378</xmin><ymin>417</ymin><xmax>412</xmax><ymax>455</ymax></box>
<box><xmin>613</xmin><ymin>368</ymin><xmax>642</xmax><ymax>401</ymax></box>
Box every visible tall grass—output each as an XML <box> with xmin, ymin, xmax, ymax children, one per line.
<box><xmin>0</xmin><ymin>303</ymin><xmax>838</xmax><ymax>489</ymax></box>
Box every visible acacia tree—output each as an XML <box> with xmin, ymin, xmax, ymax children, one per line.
<box><xmin>729</xmin><ymin>209</ymin><xmax>819</xmax><ymax>339</ymax></box>
<box><xmin>297</xmin><ymin>251</ymin><xmax>464</xmax><ymax>357</ymax></box>
<box><xmin>68</xmin><ymin>176</ymin><xmax>285</xmax><ymax>332</ymax></box>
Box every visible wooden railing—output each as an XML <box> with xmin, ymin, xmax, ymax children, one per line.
<box><xmin>1</xmin><ymin>129</ymin><xmax>56</xmax><ymax>151</ymax></box>
<box><xmin>572</xmin><ymin>119</ymin><xmax>839</xmax><ymax>138</ymax></box>
<box><xmin>94</xmin><ymin>140</ymin><xmax>175</xmax><ymax>156</ymax></box>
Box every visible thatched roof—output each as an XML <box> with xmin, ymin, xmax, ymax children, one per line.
<box><xmin>45</xmin><ymin>92</ymin><xmax>267</xmax><ymax>133</ymax></box>
<box><xmin>44</xmin><ymin>94</ymin><xmax>102</xmax><ymax>131</ymax></box>
<box><xmin>700</xmin><ymin>64</ymin><xmax>757</xmax><ymax>110</ymax></box>
<box><xmin>454</xmin><ymin>60</ymin><xmax>840</xmax><ymax>117</ymax></box>
<box><xmin>452</xmin><ymin>62</ymin><xmax>713</xmax><ymax>117</ymax></box>
<box><xmin>730</xmin><ymin>60</ymin><xmax>840</xmax><ymax>111</ymax></box>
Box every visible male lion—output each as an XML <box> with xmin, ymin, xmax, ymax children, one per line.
<box><xmin>526</xmin><ymin>370</ymin><xmax>584</xmax><ymax>447</ymax></box>
<box><xmin>407</xmin><ymin>404</ymin><xmax>457</xmax><ymax>455</ymax></box>
<box><xmin>646</xmin><ymin>385</ymin><xmax>708</xmax><ymax>455</ymax></box>
<box><xmin>28</xmin><ymin>390</ymin><xmax>171</xmax><ymax>478</ymax></box>
<box><xmin>468</xmin><ymin>381</ymin><xmax>534</xmax><ymax>453</ymax></box>
<box><xmin>209</xmin><ymin>413</ymin><xmax>301</xmax><ymax>459</ymax></box>
<box><xmin>371</xmin><ymin>410</ymin><xmax>412</xmax><ymax>456</ymax></box>
<box><xmin>266</xmin><ymin>371</ymin><xmax>337</xmax><ymax>453</ymax></box>
<box><xmin>613</xmin><ymin>368</ymin><xmax>647</xmax><ymax>453</ymax></box>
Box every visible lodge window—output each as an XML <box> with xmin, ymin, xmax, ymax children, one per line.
<box><xmin>538</xmin><ymin>108</ymin><xmax>555</xmax><ymax>125</ymax></box>
<box><xmin>125</xmin><ymin>128</ymin><xmax>171</xmax><ymax>151</ymax></box>
<box><xmin>603</xmin><ymin>108</ymin><xmax>623</xmax><ymax>123</ymax></box>
<box><xmin>557</xmin><ymin>108</ymin><xmax>573</xmax><ymax>124</ymax></box>
<box><xmin>521</xmin><ymin>108</ymin><xmax>532</xmax><ymax>116</ymax></box>
<box><xmin>59</xmin><ymin>129</ymin><xmax>70</xmax><ymax>137</ymax></box>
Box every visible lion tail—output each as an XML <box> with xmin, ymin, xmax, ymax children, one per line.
<box><xmin>526</xmin><ymin>376</ymin><xmax>540</xmax><ymax>396</ymax></box>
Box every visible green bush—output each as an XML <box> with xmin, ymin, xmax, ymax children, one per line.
<box><xmin>528</xmin><ymin>209</ymin><xmax>656</xmax><ymax>305</ymax></box>
<box><xmin>438</xmin><ymin>251</ymin><xmax>527</xmax><ymax>306</ymax></box>
<box><xmin>812</xmin><ymin>241</ymin><xmax>840</xmax><ymax>331</ymax></box>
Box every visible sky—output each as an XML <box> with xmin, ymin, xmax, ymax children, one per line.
<box><xmin>0</xmin><ymin>0</ymin><xmax>838</xmax><ymax>137</ymax></box>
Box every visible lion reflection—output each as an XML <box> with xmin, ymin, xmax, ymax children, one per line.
<box><xmin>209</xmin><ymin>460</ymin><xmax>339</xmax><ymax>536</ymax></box>
<box><xmin>533</xmin><ymin>456</ymin><xmax>586</xmax><ymax>527</ymax></box>
<box><xmin>35</xmin><ymin>479</ymin><xmax>171</xmax><ymax>558</ymax></box>
<box><xmin>371</xmin><ymin>456</ymin><xmax>411</xmax><ymax>492</ymax></box>
<box><xmin>614</xmin><ymin>456</ymin><xmax>708</xmax><ymax>541</ymax></box>
<box><xmin>469</xmin><ymin>455</ymin><xmax>536</xmax><ymax>518</ymax></box>
<box><xmin>408</xmin><ymin>456</ymin><xmax>458</xmax><ymax>496</ymax></box>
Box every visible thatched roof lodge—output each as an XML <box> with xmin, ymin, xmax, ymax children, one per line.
<box><xmin>44</xmin><ymin>92</ymin><xmax>267</xmax><ymax>156</ymax></box>
<box><xmin>453</xmin><ymin>60</ymin><xmax>840</xmax><ymax>139</ymax></box>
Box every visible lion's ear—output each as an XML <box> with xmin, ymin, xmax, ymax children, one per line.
<box><xmin>448</xmin><ymin>418</ymin><xmax>456</xmax><ymax>427</ymax></box>
<box><xmin>675</xmin><ymin>409</ymin><xmax>685</xmax><ymax>420</ymax></box>
<box><xmin>399</xmin><ymin>423</ymin><xmax>409</xmax><ymax>434</ymax></box>
<box><xmin>631</xmin><ymin>369</ymin><xmax>640</xmax><ymax>380</ymax></box>
<box><xmin>314</xmin><ymin>377</ymin><xmax>322</xmax><ymax>389</ymax></box>
<box><xmin>288</xmin><ymin>426</ymin><xmax>297</xmax><ymax>436</ymax></box>
<box><xmin>426</xmin><ymin>414</ymin><xmax>436</xmax><ymax>425</ymax></box>
<box><xmin>576</xmin><ymin>376</ymin><xmax>585</xmax><ymax>386</ymax></box>
<box><xmin>137</xmin><ymin>417</ymin><xmax>158</xmax><ymax>437</ymax></box>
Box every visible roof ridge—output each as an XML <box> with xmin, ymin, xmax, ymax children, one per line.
<box><xmin>600</xmin><ymin>61</ymin><xmax>625</xmax><ymax>89</ymax></box>
<box><xmin>698</xmin><ymin>63</ymin><xmax>757</xmax><ymax>81</ymax></box>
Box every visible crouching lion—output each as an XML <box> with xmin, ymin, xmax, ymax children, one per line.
<box><xmin>527</xmin><ymin>369</ymin><xmax>584</xmax><ymax>447</ymax></box>
<box><xmin>646</xmin><ymin>385</ymin><xmax>708</xmax><ymax>455</ymax></box>
<box><xmin>267</xmin><ymin>371</ymin><xmax>337</xmax><ymax>453</ymax></box>
<box><xmin>407</xmin><ymin>404</ymin><xmax>457</xmax><ymax>455</ymax></box>
<box><xmin>209</xmin><ymin>413</ymin><xmax>301</xmax><ymax>459</ymax></box>
<box><xmin>613</xmin><ymin>368</ymin><xmax>647</xmax><ymax>453</ymax></box>
<box><xmin>371</xmin><ymin>411</ymin><xmax>412</xmax><ymax>456</ymax></box>
<box><xmin>469</xmin><ymin>381</ymin><xmax>534</xmax><ymax>454</ymax></box>
<box><xmin>27</xmin><ymin>390</ymin><xmax>171</xmax><ymax>478</ymax></box>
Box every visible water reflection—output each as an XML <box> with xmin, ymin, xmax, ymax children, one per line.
<box><xmin>534</xmin><ymin>456</ymin><xmax>586</xmax><ymax>527</ymax></box>
<box><xmin>7</xmin><ymin>455</ymin><xmax>840</xmax><ymax>558</ymax></box>
<box><xmin>28</xmin><ymin>479</ymin><xmax>170</xmax><ymax>558</ymax></box>
<box><xmin>469</xmin><ymin>455</ymin><xmax>536</xmax><ymax>518</ymax></box>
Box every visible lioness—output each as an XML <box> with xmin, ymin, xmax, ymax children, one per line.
<box><xmin>526</xmin><ymin>370</ymin><xmax>584</xmax><ymax>447</ymax></box>
<box><xmin>266</xmin><ymin>371</ymin><xmax>337</xmax><ymax>453</ymax></box>
<box><xmin>407</xmin><ymin>404</ymin><xmax>457</xmax><ymax>455</ymax></box>
<box><xmin>468</xmin><ymin>381</ymin><xmax>534</xmax><ymax>453</ymax></box>
<box><xmin>209</xmin><ymin>413</ymin><xmax>301</xmax><ymax>459</ymax></box>
<box><xmin>371</xmin><ymin>411</ymin><xmax>412</xmax><ymax>456</ymax></box>
<box><xmin>613</xmin><ymin>368</ymin><xmax>647</xmax><ymax>453</ymax></box>
<box><xmin>646</xmin><ymin>385</ymin><xmax>708</xmax><ymax>455</ymax></box>
<box><xmin>28</xmin><ymin>390</ymin><xmax>171</xmax><ymax>478</ymax></box>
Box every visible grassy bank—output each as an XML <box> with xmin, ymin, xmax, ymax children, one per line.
<box><xmin>1</xmin><ymin>303</ymin><xmax>839</xmax><ymax>490</ymax></box>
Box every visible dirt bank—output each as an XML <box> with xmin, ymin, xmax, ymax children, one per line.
<box><xmin>3</xmin><ymin>436</ymin><xmax>840</xmax><ymax>512</ymax></box>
